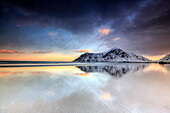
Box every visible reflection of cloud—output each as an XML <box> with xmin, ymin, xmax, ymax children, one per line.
<box><xmin>98</xmin><ymin>26</ymin><xmax>110</xmax><ymax>35</ymax></box>
<box><xmin>0</xmin><ymin>72</ymin><xmax>22</xmax><ymax>76</ymax></box>
<box><xmin>114</xmin><ymin>37</ymin><xmax>120</xmax><ymax>41</ymax></box>
<box><xmin>0</xmin><ymin>71</ymin><xmax>51</xmax><ymax>77</ymax></box>
<box><xmin>0</xmin><ymin>65</ymin><xmax>109</xmax><ymax>113</ymax></box>
<box><xmin>0</xmin><ymin>64</ymin><xmax>169</xmax><ymax>113</ymax></box>
<box><xmin>0</xmin><ymin>49</ymin><xmax>24</xmax><ymax>54</ymax></box>
<box><xmin>32</xmin><ymin>72</ymin><xmax>51</xmax><ymax>75</ymax></box>
<box><xmin>100</xmin><ymin>92</ymin><xmax>111</xmax><ymax>101</ymax></box>
<box><xmin>0</xmin><ymin>72</ymin><xmax>14</xmax><ymax>76</ymax></box>
<box><xmin>74</xmin><ymin>49</ymin><xmax>89</xmax><ymax>53</ymax></box>
<box><xmin>32</xmin><ymin>51</ymin><xmax>52</xmax><ymax>54</ymax></box>
<box><xmin>74</xmin><ymin>73</ymin><xmax>89</xmax><ymax>77</ymax></box>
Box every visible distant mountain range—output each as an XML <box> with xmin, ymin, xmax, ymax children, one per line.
<box><xmin>74</xmin><ymin>47</ymin><xmax>169</xmax><ymax>63</ymax></box>
<box><xmin>74</xmin><ymin>47</ymin><xmax>151</xmax><ymax>62</ymax></box>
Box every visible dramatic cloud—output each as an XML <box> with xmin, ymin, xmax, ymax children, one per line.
<box><xmin>32</xmin><ymin>51</ymin><xmax>52</xmax><ymax>54</ymax></box>
<box><xmin>0</xmin><ymin>49</ymin><xmax>24</xmax><ymax>54</ymax></box>
<box><xmin>119</xmin><ymin>0</ymin><xmax>170</xmax><ymax>55</ymax></box>
<box><xmin>96</xmin><ymin>0</ymin><xmax>170</xmax><ymax>56</ymax></box>
<box><xmin>74</xmin><ymin>49</ymin><xmax>89</xmax><ymax>53</ymax></box>
<box><xmin>0</xmin><ymin>0</ymin><xmax>137</xmax><ymax>34</ymax></box>
<box><xmin>98</xmin><ymin>26</ymin><xmax>110</xmax><ymax>35</ymax></box>
<box><xmin>0</xmin><ymin>0</ymin><xmax>170</xmax><ymax>58</ymax></box>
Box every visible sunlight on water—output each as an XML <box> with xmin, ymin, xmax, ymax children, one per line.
<box><xmin>0</xmin><ymin>63</ymin><xmax>170</xmax><ymax>113</ymax></box>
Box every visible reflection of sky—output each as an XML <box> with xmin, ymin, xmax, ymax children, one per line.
<box><xmin>144</xmin><ymin>63</ymin><xmax>168</xmax><ymax>73</ymax></box>
<box><xmin>0</xmin><ymin>63</ymin><xmax>170</xmax><ymax>113</ymax></box>
<box><xmin>0</xmin><ymin>65</ymin><xmax>110</xmax><ymax>113</ymax></box>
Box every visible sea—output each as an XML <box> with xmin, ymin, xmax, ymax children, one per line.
<box><xmin>0</xmin><ymin>61</ymin><xmax>170</xmax><ymax>113</ymax></box>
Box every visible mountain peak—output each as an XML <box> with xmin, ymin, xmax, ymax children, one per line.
<box><xmin>74</xmin><ymin>47</ymin><xmax>151</xmax><ymax>62</ymax></box>
<box><xmin>104</xmin><ymin>47</ymin><xmax>123</xmax><ymax>53</ymax></box>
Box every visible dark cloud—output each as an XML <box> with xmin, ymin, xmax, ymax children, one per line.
<box><xmin>124</xmin><ymin>0</ymin><xmax>170</xmax><ymax>55</ymax></box>
<box><xmin>0</xmin><ymin>0</ymin><xmax>170</xmax><ymax>56</ymax></box>
<box><xmin>100</xmin><ymin>0</ymin><xmax>170</xmax><ymax>56</ymax></box>
<box><xmin>0</xmin><ymin>0</ymin><xmax>139</xmax><ymax>34</ymax></box>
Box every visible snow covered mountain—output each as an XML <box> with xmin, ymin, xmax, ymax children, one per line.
<box><xmin>159</xmin><ymin>54</ymin><xmax>170</xmax><ymax>63</ymax></box>
<box><xmin>74</xmin><ymin>47</ymin><xmax>151</xmax><ymax>62</ymax></box>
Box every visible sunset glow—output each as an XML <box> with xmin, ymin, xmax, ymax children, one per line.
<box><xmin>0</xmin><ymin>0</ymin><xmax>170</xmax><ymax>113</ymax></box>
<box><xmin>0</xmin><ymin>0</ymin><xmax>169</xmax><ymax>61</ymax></box>
<box><xmin>144</xmin><ymin>55</ymin><xmax>166</xmax><ymax>61</ymax></box>
<box><xmin>0</xmin><ymin>53</ymin><xmax>78</xmax><ymax>61</ymax></box>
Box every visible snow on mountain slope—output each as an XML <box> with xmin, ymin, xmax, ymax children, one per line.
<box><xmin>159</xmin><ymin>54</ymin><xmax>170</xmax><ymax>62</ymax></box>
<box><xmin>74</xmin><ymin>47</ymin><xmax>151</xmax><ymax>62</ymax></box>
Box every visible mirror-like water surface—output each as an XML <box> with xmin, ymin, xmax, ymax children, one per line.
<box><xmin>0</xmin><ymin>63</ymin><xmax>170</xmax><ymax>113</ymax></box>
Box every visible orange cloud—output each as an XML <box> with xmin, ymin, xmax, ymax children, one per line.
<box><xmin>32</xmin><ymin>51</ymin><xmax>52</xmax><ymax>54</ymax></box>
<box><xmin>114</xmin><ymin>37</ymin><xmax>120</xmax><ymax>41</ymax></box>
<box><xmin>0</xmin><ymin>49</ymin><xmax>24</xmax><ymax>54</ymax></box>
<box><xmin>98</xmin><ymin>26</ymin><xmax>110</xmax><ymax>35</ymax></box>
<box><xmin>74</xmin><ymin>49</ymin><xmax>89</xmax><ymax>53</ymax></box>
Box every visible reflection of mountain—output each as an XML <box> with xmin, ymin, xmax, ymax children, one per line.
<box><xmin>77</xmin><ymin>64</ymin><xmax>148</xmax><ymax>77</ymax></box>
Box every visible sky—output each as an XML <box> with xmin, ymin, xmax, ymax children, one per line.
<box><xmin>0</xmin><ymin>0</ymin><xmax>170</xmax><ymax>61</ymax></box>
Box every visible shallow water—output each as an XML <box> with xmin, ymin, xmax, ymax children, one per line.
<box><xmin>0</xmin><ymin>63</ymin><xmax>170</xmax><ymax>113</ymax></box>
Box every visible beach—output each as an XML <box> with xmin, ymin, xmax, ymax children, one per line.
<box><xmin>0</xmin><ymin>63</ymin><xmax>170</xmax><ymax>113</ymax></box>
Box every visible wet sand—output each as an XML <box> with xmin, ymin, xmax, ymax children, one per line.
<box><xmin>0</xmin><ymin>63</ymin><xmax>170</xmax><ymax>113</ymax></box>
